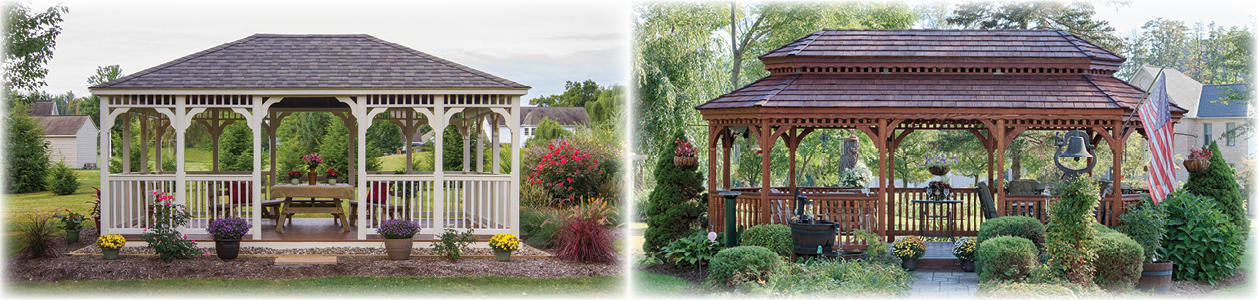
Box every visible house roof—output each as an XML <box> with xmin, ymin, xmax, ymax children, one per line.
<box><xmin>1132</xmin><ymin>65</ymin><xmax>1203</xmax><ymax>117</ymax></box>
<box><xmin>520</xmin><ymin>107</ymin><xmax>589</xmax><ymax>126</ymax></box>
<box><xmin>1197</xmin><ymin>84</ymin><xmax>1248</xmax><ymax>118</ymax></box>
<box><xmin>28</xmin><ymin>101</ymin><xmax>57</xmax><ymax>116</ymax></box>
<box><xmin>33</xmin><ymin>115</ymin><xmax>93</xmax><ymax>136</ymax></box>
<box><xmin>761</xmin><ymin>29</ymin><xmax>1122</xmax><ymax>62</ymax></box>
<box><xmin>91</xmin><ymin>34</ymin><xmax>528</xmax><ymax>90</ymax></box>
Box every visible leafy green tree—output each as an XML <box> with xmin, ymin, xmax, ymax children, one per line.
<box><xmin>530</xmin><ymin>80</ymin><xmax>602</xmax><ymax>107</ymax></box>
<box><xmin>526</xmin><ymin>117</ymin><xmax>569</xmax><ymax>149</ymax></box>
<box><xmin>80</xmin><ymin>65</ymin><xmax>123</xmax><ymax>128</ymax></box>
<box><xmin>643</xmin><ymin>132</ymin><xmax>707</xmax><ymax>253</ymax></box>
<box><xmin>366</xmin><ymin>118</ymin><xmax>402</xmax><ymax>153</ymax></box>
<box><xmin>1184</xmin><ymin>141</ymin><xmax>1248</xmax><ymax>234</ymax></box>
<box><xmin>6</xmin><ymin>107</ymin><xmax>51</xmax><ymax>193</ymax></box>
<box><xmin>3</xmin><ymin>3</ymin><xmax>68</xmax><ymax>106</ymax></box>
<box><xmin>586</xmin><ymin>85</ymin><xmax>625</xmax><ymax>123</ymax></box>
<box><xmin>1046</xmin><ymin>176</ymin><xmax>1099</xmax><ymax>285</ymax></box>
<box><xmin>218</xmin><ymin>122</ymin><xmax>253</xmax><ymax>171</ymax></box>
<box><xmin>946</xmin><ymin>1</ymin><xmax>1121</xmax><ymax>52</ymax></box>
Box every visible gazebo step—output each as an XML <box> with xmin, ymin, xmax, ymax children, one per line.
<box><xmin>275</xmin><ymin>256</ymin><xmax>337</xmax><ymax>265</ymax></box>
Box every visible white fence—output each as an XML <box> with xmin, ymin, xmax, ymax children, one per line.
<box><xmin>104</xmin><ymin>174</ymin><xmax>176</xmax><ymax>234</ymax></box>
<box><xmin>363</xmin><ymin>174</ymin><xmax>513</xmax><ymax>235</ymax></box>
<box><xmin>183</xmin><ymin>174</ymin><xmax>254</xmax><ymax>233</ymax></box>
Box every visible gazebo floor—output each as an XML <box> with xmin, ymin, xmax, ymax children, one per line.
<box><xmin>119</xmin><ymin>218</ymin><xmax>497</xmax><ymax>245</ymax></box>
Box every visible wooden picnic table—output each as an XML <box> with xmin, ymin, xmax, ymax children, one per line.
<box><xmin>270</xmin><ymin>184</ymin><xmax>355</xmax><ymax>233</ymax></box>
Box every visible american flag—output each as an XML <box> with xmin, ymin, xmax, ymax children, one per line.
<box><xmin>1139</xmin><ymin>76</ymin><xmax>1175</xmax><ymax>203</ymax></box>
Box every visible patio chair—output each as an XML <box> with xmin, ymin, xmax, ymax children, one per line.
<box><xmin>976</xmin><ymin>182</ymin><xmax>997</xmax><ymax>220</ymax></box>
<box><xmin>348</xmin><ymin>181</ymin><xmax>406</xmax><ymax>227</ymax></box>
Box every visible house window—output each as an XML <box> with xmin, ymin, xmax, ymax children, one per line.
<box><xmin>1203</xmin><ymin>123</ymin><xmax>1213</xmax><ymax>146</ymax></box>
<box><xmin>1226</xmin><ymin>122</ymin><xmax>1236</xmax><ymax>146</ymax></box>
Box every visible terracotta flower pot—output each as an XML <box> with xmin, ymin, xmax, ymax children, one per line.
<box><xmin>1184</xmin><ymin>158</ymin><xmax>1210</xmax><ymax>173</ymax></box>
<box><xmin>928</xmin><ymin>166</ymin><xmax>951</xmax><ymax>176</ymax></box>
<box><xmin>215</xmin><ymin>239</ymin><xmax>241</xmax><ymax>259</ymax></box>
<box><xmin>384</xmin><ymin>238</ymin><xmax>413</xmax><ymax>260</ymax></box>
<box><xmin>494</xmin><ymin>249</ymin><xmax>512</xmax><ymax>262</ymax></box>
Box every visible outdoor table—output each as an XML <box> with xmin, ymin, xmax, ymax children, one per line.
<box><xmin>270</xmin><ymin>184</ymin><xmax>355</xmax><ymax>233</ymax></box>
<box><xmin>912</xmin><ymin>199</ymin><xmax>962</xmax><ymax>242</ymax></box>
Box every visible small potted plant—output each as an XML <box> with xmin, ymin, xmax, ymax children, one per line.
<box><xmin>287</xmin><ymin>170</ymin><xmax>303</xmax><ymax>184</ymax></box>
<box><xmin>377</xmin><ymin>219</ymin><xmax>420</xmax><ymax>260</ymax></box>
<box><xmin>918</xmin><ymin>154</ymin><xmax>958</xmax><ymax>176</ymax></box>
<box><xmin>206</xmin><ymin>216</ymin><xmax>251</xmax><ymax>259</ymax></box>
<box><xmin>952</xmin><ymin>237</ymin><xmax>977</xmax><ymax>272</ymax></box>
<box><xmin>1184</xmin><ymin>146</ymin><xmax>1211</xmax><ymax>173</ymax></box>
<box><xmin>301</xmin><ymin>154</ymin><xmax>322</xmax><ymax>185</ymax></box>
<box><xmin>96</xmin><ymin>234</ymin><xmax>126</xmax><ymax>260</ymax></box>
<box><xmin>56</xmin><ymin>209</ymin><xmax>86</xmax><ymax>243</ymax></box>
<box><xmin>87</xmin><ymin>187</ymin><xmax>102</xmax><ymax>235</ymax></box>
<box><xmin>326</xmin><ymin>168</ymin><xmax>340</xmax><ymax>184</ymax></box>
<box><xmin>489</xmin><ymin>233</ymin><xmax>520</xmax><ymax>261</ymax></box>
<box><xmin>893</xmin><ymin>236</ymin><xmax>925</xmax><ymax>271</ymax></box>
<box><xmin>673</xmin><ymin>137</ymin><xmax>697</xmax><ymax>168</ymax></box>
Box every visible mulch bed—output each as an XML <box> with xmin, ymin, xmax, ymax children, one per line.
<box><xmin>1166</xmin><ymin>269</ymin><xmax>1250</xmax><ymax>296</ymax></box>
<box><xmin>7</xmin><ymin>227</ymin><xmax>620</xmax><ymax>282</ymax></box>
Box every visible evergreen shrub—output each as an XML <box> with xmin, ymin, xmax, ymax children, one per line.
<box><xmin>740</xmin><ymin>224</ymin><xmax>791</xmax><ymax>257</ymax></box>
<box><xmin>976</xmin><ymin>236</ymin><xmax>1038</xmax><ymax>282</ymax></box>
<box><xmin>708</xmin><ymin>246</ymin><xmax>781</xmax><ymax>287</ymax></box>
<box><xmin>977</xmin><ymin>216</ymin><xmax>1045</xmax><ymax>250</ymax></box>
<box><xmin>1091</xmin><ymin>232</ymin><xmax>1143</xmax><ymax>290</ymax></box>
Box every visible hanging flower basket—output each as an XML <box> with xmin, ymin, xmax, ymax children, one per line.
<box><xmin>674</xmin><ymin>156</ymin><xmax>698</xmax><ymax>167</ymax></box>
<box><xmin>1184</xmin><ymin>158</ymin><xmax>1210</xmax><ymax>173</ymax></box>
<box><xmin>928</xmin><ymin>166</ymin><xmax>951</xmax><ymax>176</ymax></box>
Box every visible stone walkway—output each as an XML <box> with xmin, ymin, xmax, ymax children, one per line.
<box><xmin>910</xmin><ymin>270</ymin><xmax>979</xmax><ymax>298</ymax></box>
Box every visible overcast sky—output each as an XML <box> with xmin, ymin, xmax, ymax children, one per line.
<box><xmin>29</xmin><ymin>0</ymin><xmax>630</xmax><ymax>102</ymax></box>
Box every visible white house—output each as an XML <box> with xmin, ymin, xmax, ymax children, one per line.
<box><xmin>1129</xmin><ymin>66</ymin><xmax>1250</xmax><ymax>184</ymax></box>
<box><xmin>28</xmin><ymin>101</ymin><xmax>99</xmax><ymax>169</ymax></box>
<box><xmin>487</xmin><ymin>106</ymin><xmax>589</xmax><ymax>147</ymax></box>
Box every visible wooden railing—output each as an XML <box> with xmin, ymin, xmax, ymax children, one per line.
<box><xmin>889</xmin><ymin>188</ymin><xmax>983</xmax><ymax>238</ymax></box>
<box><xmin>709</xmin><ymin>187</ymin><xmax>879</xmax><ymax>249</ymax></box>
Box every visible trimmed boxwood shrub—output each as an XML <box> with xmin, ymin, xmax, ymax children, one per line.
<box><xmin>1091</xmin><ymin>232</ymin><xmax>1143</xmax><ymax>290</ymax></box>
<box><xmin>1161</xmin><ymin>190</ymin><xmax>1244</xmax><ymax>284</ymax></box>
<box><xmin>977</xmin><ymin>216</ymin><xmax>1045</xmax><ymax>250</ymax></box>
<box><xmin>740</xmin><ymin>224</ymin><xmax>791</xmax><ymax>256</ymax></box>
<box><xmin>708</xmin><ymin>246</ymin><xmax>781</xmax><ymax>287</ymax></box>
<box><xmin>1185</xmin><ymin>141</ymin><xmax>1247</xmax><ymax>234</ymax></box>
<box><xmin>977</xmin><ymin>236</ymin><xmax>1039</xmax><ymax>282</ymax></box>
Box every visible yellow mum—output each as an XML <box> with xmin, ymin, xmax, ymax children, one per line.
<box><xmin>96</xmin><ymin>234</ymin><xmax>126</xmax><ymax>250</ymax></box>
<box><xmin>489</xmin><ymin>233</ymin><xmax>519</xmax><ymax>251</ymax></box>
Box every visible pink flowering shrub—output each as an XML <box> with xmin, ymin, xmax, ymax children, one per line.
<box><xmin>142</xmin><ymin>191</ymin><xmax>200</xmax><ymax>262</ymax></box>
<box><xmin>525</xmin><ymin>137</ymin><xmax>619</xmax><ymax>207</ymax></box>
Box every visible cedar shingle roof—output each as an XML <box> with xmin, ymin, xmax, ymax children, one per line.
<box><xmin>33</xmin><ymin>115</ymin><xmax>92</xmax><ymax>136</ymax></box>
<box><xmin>760</xmin><ymin>29</ymin><xmax>1121</xmax><ymax>61</ymax></box>
<box><xmin>92</xmin><ymin>34</ymin><xmax>528</xmax><ymax>90</ymax></box>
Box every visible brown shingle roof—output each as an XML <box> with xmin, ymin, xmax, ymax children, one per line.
<box><xmin>697</xmin><ymin>73</ymin><xmax>1187</xmax><ymax>113</ymax></box>
<box><xmin>520</xmin><ymin>107</ymin><xmax>589</xmax><ymax>126</ymax></box>
<box><xmin>33</xmin><ymin>115</ymin><xmax>92</xmax><ymax>136</ymax></box>
<box><xmin>28</xmin><ymin>101</ymin><xmax>56</xmax><ymax>116</ymax></box>
<box><xmin>760</xmin><ymin>29</ymin><xmax>1122</xmax><ymax>62</ymax></box>
<box><xmin>92</xmin><ymin>34</ymin><xmax>528</xmax><ymax>90</ymax></box>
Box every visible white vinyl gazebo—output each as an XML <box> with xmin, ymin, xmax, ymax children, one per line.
<box><xmin>91</xmin><ymin>34</ymin><xmax>526</xmax><ymax>241</ymax></box>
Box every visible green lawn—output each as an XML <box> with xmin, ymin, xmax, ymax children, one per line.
<box><xmin>633</xmin><ymin>273</ymin><xmax>694</xmax><ymax>297</ymax></box>
<box><xmin>7</xmin><ymin>276</ymin><xmax>622</xmax><ymax>297</ymax></box>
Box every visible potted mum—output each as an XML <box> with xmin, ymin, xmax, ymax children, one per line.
<box><xmin>56</xmin><ymin>209</ymin><xmax>86</xmax><ymax>243</ymax></box>
<box><xmin>327</xmin><ymin>168</ymin><xmax>340</xmax><ymax>184</ymax></box>
<box><xmin>673</xmin><ymin>137</ymin><xmax>697</xmax><ymax>168</ymax></box>
<box><xmin>894</xmin><ymin>236</ymin><xmax>925</xmax><ymax>271</ymax></box>
<box><xmin>1184</xmin><ymin>146</ymin><xmax>1211</xmax><ymax>173</ymax></box>
<box><xmin>206</xmin><ymin>216</ymin><xmax>251</xmax><ymax>259</ymax></box>
<box><xmin>918</xmin><ymin>154</ymin><xmax>958</xmax><ymax>176</ymax></box>
<box><xmin>96</xmin><ymin>234</ymin><xmax>126</xmax><ymax>260</ymax></box>
<box><xmin>287</xmin><ymin>170</ymin><xmax>303</xmax><ymax>184</ymax></box>
<box><xmin>377</xmin><ymin>219</ymin><xmax>420</xmax><ymax>260</ymax></box>
<box><xmin>489</xmin><ymin>233</ymin><xmax>520</xmax><ymax>261</ymax></box>
<box><xmin>952</xmin><ymin>237</ymin><xmax>977</xmax><ymax>272</ymax></box>
<box><xmin>301</xmin><ymin>154</ymin><xmax>322</xmax><ymax>185</ymax></box>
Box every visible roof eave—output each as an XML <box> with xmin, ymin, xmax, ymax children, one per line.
<box><xmin>89</xmin><ymin>87</ymin><xmax>531</xmax><ymax>96</ymax></box>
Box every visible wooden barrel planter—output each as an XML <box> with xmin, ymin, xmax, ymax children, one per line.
<box><xmin>1137</xmin><ymin>261</ymin><xmax>1173</xmax><ymax>293</ymax></box>
<box><xmin>928</xmin><ymin>166</ymin><xmax>951</xmax><ymax>176</ymax></box>
<box><xmin>1183</xmin><ymin>158</ymin><xmax>1210</xmax><ymax>173</ymax></box>
<box><xmin>790</xmin><ymin>220</ymin><xmax>839</xmax><ymax>259</ymax></box>
<box><xmin>673</xmin><ymin>156</ymin><xmax>698</xmax><ymax>168</ymax></box>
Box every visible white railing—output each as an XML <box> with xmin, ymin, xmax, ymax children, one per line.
<box><xmin>444</xmin><ymin>174</ymin><xmax>513</xmax><ymax>234</ymax></box>
<box><xmin>105</xmin><ymin>174</ymin><xmax>176</xmax><ymax>234</ymax></box>
<box><xmin>362</xmin><ymin>175</ymin><xmax>438</xmax><ymax>233</ymax></box>
<box><xmin>183</xmin><ymin>174</ymin><xmax>254</xmax><ymax>233</ymax></box>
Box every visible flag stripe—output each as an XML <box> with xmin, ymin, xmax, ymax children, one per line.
<box><xmin>1139</xmin><ymin>76</ymin><xmax>1175</xmax><ymax>203</ymax></box>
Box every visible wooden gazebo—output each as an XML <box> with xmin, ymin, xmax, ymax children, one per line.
<box><xmin>92</xmin><ymin>34</ymin><xmax>527</xmax><ymax>243</ymax></box>
<box><xmin>697</xmin><ymin>29</ymin><xmax>1186</xmax><ymax>243</ymax></box>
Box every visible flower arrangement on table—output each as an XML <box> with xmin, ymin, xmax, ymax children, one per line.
<box><xmin>301</xmin><ymin>154</ymin><xmax>322</xmax><ymax>170</ymax></box>
<box><xmin>952</xmin><ymin>237</ymin><xmax>976</xmax><ymax>261</ymax></box>
<box><xmin>326</xmin><ymin>168</ymin><xmax>340</xmax><ymax>182</ymax></box>
<box><xmin>58</xmin><ymin>209</ymin><xmax>85</xmax><ymax>231</ymax></box>
<box><xmin>490</xmin><ymin>233</ymin><xmax>520</xmax><ymax>252</ymax></box>
<box><xmin>97</xmin><ymin>234</ymin><xmax>126</xmax><ymax>250</ymax></box>
<box><xmin>206</xmin><ymin>216</ymin><xmax>251</xmax><ymax>241</ymax></box>
<box><xmin>674</xmin><ymin>137</ymin><xmax>696</xmax><ymax>157</ymax></box>
<box><xmin>376</xmin><ymin>219</ymin><xmax>420</xmax><ymax>239</ymax></box>
<box><xmin>1188</xmin><ymin>146</ymin><xmax>1212</xmax><ymax>159</ymax></box>
<box><xmin>916</xmin><ymin>154</ymin><xmax>959</xmax><ymax>168</ymax></box>
<box><xmin>924</xmin><ymin>181</ymin><xmax>952</xmax><ymax>200</ymax></box>
<box><xmin>893</xmin><ymin>236</ymin><xmax>926</xmax><ymax>260</ymax></box>
<box><xmin>287</xmin><ymin>170</ymin><xmax>303</xmax><ymax>180</ymax></box>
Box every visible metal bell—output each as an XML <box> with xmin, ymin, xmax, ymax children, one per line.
<box><xmin>1060</xmin><ymin>135</ymin><xmax>1093</xmax><ymax>160</ymax></box>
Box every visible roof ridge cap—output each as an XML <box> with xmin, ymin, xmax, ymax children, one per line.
<box><xmin>361</xmin><ymin>35</ymin><xmax>528</xmax><ymax>88</ymax></box>
<box><xmin>787</xmin><ymin>32</ymin><xmax>821</xmax><ymax>56</ymax></box>
<box><xmin>92</xmin><ymin>34</ymin><xmax>264</xmax><ymax>89</ymax></box>
<box><xmin>754</xmin><ymin>74</ymin><xmax>800</xmax><ymax>107</ymax></box>
<box><xmin>1055</xmin><ymin>30</ymin><xmax>1095</xmax><ymax>59</ymax></box>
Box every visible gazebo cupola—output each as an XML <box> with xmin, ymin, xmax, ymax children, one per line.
<box><xmin>697</xmin><ymin>29</ymin><xmax>1186</xmax><ymax>243</ymax></box>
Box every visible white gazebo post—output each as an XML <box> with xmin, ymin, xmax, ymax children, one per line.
<box><xmin>509</xmin><ymin>97</ymin><xmax>521</xmax><ymax>236</ymax></box>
